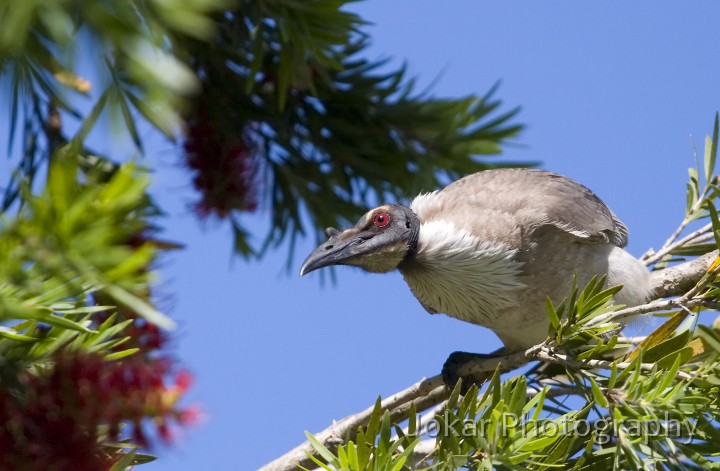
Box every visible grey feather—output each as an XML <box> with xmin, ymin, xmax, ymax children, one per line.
<box><xmin>415</xmin><ymin>168</ymin><xmax>628</xmax><ymax>249</ymax></box>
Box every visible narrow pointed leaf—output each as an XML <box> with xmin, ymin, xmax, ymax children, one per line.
<box><xmin>627</xmin><ymin>310</ymin><xmax>688</xmax><ymax>362</ymax></box>
<box><xmin>589</xmin><ymin>377</ymin><xmax>608</xmax><ymax>408</ymax></box>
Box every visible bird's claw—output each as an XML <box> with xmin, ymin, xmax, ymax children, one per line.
<box><xmin>442</xmin><ymin>351</ymin><xmax>497</xmax><ymax>393</ymax></box>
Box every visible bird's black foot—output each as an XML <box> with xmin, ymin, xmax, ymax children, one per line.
<box><xmin>442</xmin><ymin>350</ymin><xmax>504</xmax><ymax>393</ymax></box>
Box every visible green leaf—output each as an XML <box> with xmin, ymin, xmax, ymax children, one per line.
<box><xmin>696</xmin><ymin>324</ymin><xmax>720</xmax><ymax>353</ymax></box>
<box><xmin>102</xmin><ymin>284</ymin><xmax>176</xmax><ymax>330</ymax></box>
<box><xmin>626</xmin><ymin>310</ymin><xmax>688</xmax><ymax>362</ymax></box>
<box><xmin>406</xmin><ymin>402</ymin><xmax>417</xmax><ymax>438</ymax></box>
<box><xmin>87</xmin><ymin>336</ymin><xmax>131</xmax><ymax>353</ymax></box>
<box><xmin>608</xmin><ymin>361</ymin><xmax>619</xmax><ymax>390</ymax></box>
<box><xmin>526</xmin><ymin>387</ymin><xmax>547</xmax><ymax>423</ymax></box>
<box><xmin>304</xmin><ymin>431</ymin><xmax>338</xmax><ymax>466</ymax></box>
<box><xmin>34</xmin><ymin>312</ymin><xmax>95</xmax><ymax>333</ymax></box>
<box><xmin>579</xmin><ymin>285</ymin><xmax>623</xmax><ymax>317</ymax></box>
<box><xmin>116</xmin><ymin>88</ymin><xmax>144</xmax><ymax>152</ymax></box>
<box><xmin>546</xmin><ymin>296</ymin><xmax>560</xmax><ymax>330</ymax></box>
<box><xmin>53</xmin><ymin>305</ymin><xmax>115</xmax><ymax>315</ymax></box>
<box><xmin>72</xmin><ymin>86</ymin><xmax>110</xmax><ymax>147</ymax></box>
<box><xmin>109</xmin><ymin>450</ymin><xmax>137</xmax><ymax>471</ymax></box>
<box><xmin>509</xmin><ymin>375</ymin><xmax>527</xmax><ymax>412</ymax></box>
<box><xmin>655</xmin><ymin>346</ymin><xmax>694</xmax><ymax>369</ymax></box>
<box><xmin>128</xmin><ymin>452</ymin><xmax>157</xmax><ymax>465</ymax></box>
<box><xmin>507</xmin><ymin>450</ymin><xmax>533</xmax><ymax>464</ymax></box>
<box><xmin>707</xmin><ymin>200</ymin><xmax>720</xmax><ymax>251</ymax></box>
<box><xmin>651</xmin><ymin>352</ymin><xmax>684</xmax><ymax>400</ymax></box>
<box><xmin>125</xmin><ymin>91</ymin><xmax>177</xmax><ymax>141</ymax></box>
<box><xmin>356</xmin><ymin>428</ymin><xmax>370</xmax><ymax>470</ymax></box>
<box><xmin>336</xmin><ymin>444</ymin><xmax>348</xmax><ymax>468</ymax></box>
<box><xmin>542</xmin><ymin>433</ymin><xmax>576</xmax><ymax>467</ymax></box>
<box><xmin>379</xmin><ymin>412</ymin><xmax>391</xmax><ymax>451</ymax></box>
<box><xmin>104</xmin><ymin>348</ymin><xmax>140</xmax><ymax>361</ymax></box>
<box><xmin>519</xmin><ymin>434</ymin><xmax>560</xmax><ymax>452</ymax></box>
<box><xmin>704</xmin><ymin>112</ymin><xmax>719</xmax><ymax>184</ymax></box>
<box><xmin>589</xmin><ymin>377</ymin><xmax>608</xmax><ymax>408</ymax></box>
<box><xmin>346</xmin><ymin>440</ymin><xmax>359</xmax><ymax>470</ymax></box>
<box><xmin>643</xmin><ymin>329</ymin><xmax>691</xmax><ymax>364</ymax></box>
<box><xmin>300</xmin><ymin>453</ymin><xmax>333</xmax><ymax>471</ymax></box>
<box><xmin>688</xmin><ymin>166</ymin><xmax>701</xmax><ymax>215</ymax></box>
<box><xmin>0</xmin><ymin>326</ymin><xmax>40</xmax><ymax>342</ymax></box>
<box><xmin>364</xmin><ymin>397</ymin><xmax>383</xmax><ymax>444</ymax></box>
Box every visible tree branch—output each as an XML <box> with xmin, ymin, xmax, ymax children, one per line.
<box><xmin>648</xmin><ymin>250</ymin><xmax>718</xmax><ymax>298</ymax></box>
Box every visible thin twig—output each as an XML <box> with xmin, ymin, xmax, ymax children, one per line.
<box><xmin>526</xmin><ymin>384</ymin><xmax>581</xmax><ymax>399</ymax></box>
<box><xmin>588</xmin><ymin>297</ymin><xmax>706</xmax><ymax>327</ymax></box>
<box><xmin>652</xmin><ymin>181</ymin><xmax>715</xmax><ymax>258</ymax></box>
<box><xmin>643</xmin><ymin>222</ymin><xmax>713</xmax><ymax>266</ymax></box>
<box><xmin>655</xmin><ymin>218</ymin><xmax>696</xmax><ymax>260</ymax></box>
<box><xmin>533</xmin><ymin>348</ymin><xmax>695</xmax><ymax>381</ymax></box>
<box><xmin>617</xmin><ymin>336</ymin><xmax>647</xmax><ymax>345</ymax></box>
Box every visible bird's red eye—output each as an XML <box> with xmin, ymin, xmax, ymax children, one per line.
<box><xmin>373</xmin><ymin>212</ymin><xmax>390</xmax><ymax>227</ymax></box>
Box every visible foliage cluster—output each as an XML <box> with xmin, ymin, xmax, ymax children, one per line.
<box><xmin>0</xmin><ymin>0</ymin><xmax>521</xmax><ymax>468</ymax></box>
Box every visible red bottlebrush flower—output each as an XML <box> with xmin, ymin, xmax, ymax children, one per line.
<box><xmin>126</xmin><ymin>316</ymin><xmax>167</xmax><ymax>351</ymax></box>
<box><xmin>183</xmin><ymin>97</ymin><xmax>259</xmax><ymax>219</ymax></box>
<box><xmin>175</xmin><ymin>370</ymin><xmax>193</xmax><ymax>393</ymax></box>
<box><xmin>0</xmin><ymin>352</ymin><xmax>198</xmax><ymax>471</ymax></box>
<box><xmin>178</xmin><ymin>404</ymin><xmax>203</xmax><ymax>426</ymax></box>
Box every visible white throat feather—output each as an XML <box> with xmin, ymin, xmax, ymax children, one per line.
<box><xmin>399</xmin><ymin>220</ymin><xmax>525</xmax><ymax>325</ymax></box>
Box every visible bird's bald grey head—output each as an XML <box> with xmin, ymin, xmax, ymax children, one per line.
<box><xmin>300</xmin><ymin>204</ymin><xmax>420</xmax><ymax>275</ymax></box>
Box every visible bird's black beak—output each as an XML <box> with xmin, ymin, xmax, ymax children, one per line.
<box><xmin>300</xmin><ymin>227</ymin><xmax>371</xmax><ymax>276</ymax></box>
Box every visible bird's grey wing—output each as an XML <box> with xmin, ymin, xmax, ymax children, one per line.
<box><xmin>423</xmin><ymin>168</ymin><xmax>629</xmax><ymax>248</ymax></box>
<box><xmin>521</xmin><ymin>170</ymin><xmax>628</xmax><ymax>247</ymax></box>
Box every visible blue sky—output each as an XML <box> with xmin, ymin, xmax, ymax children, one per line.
<box><xmin>93</xmin><ymin>2</ymin><xmax>720</xmax><ymax>469</ymax></box>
